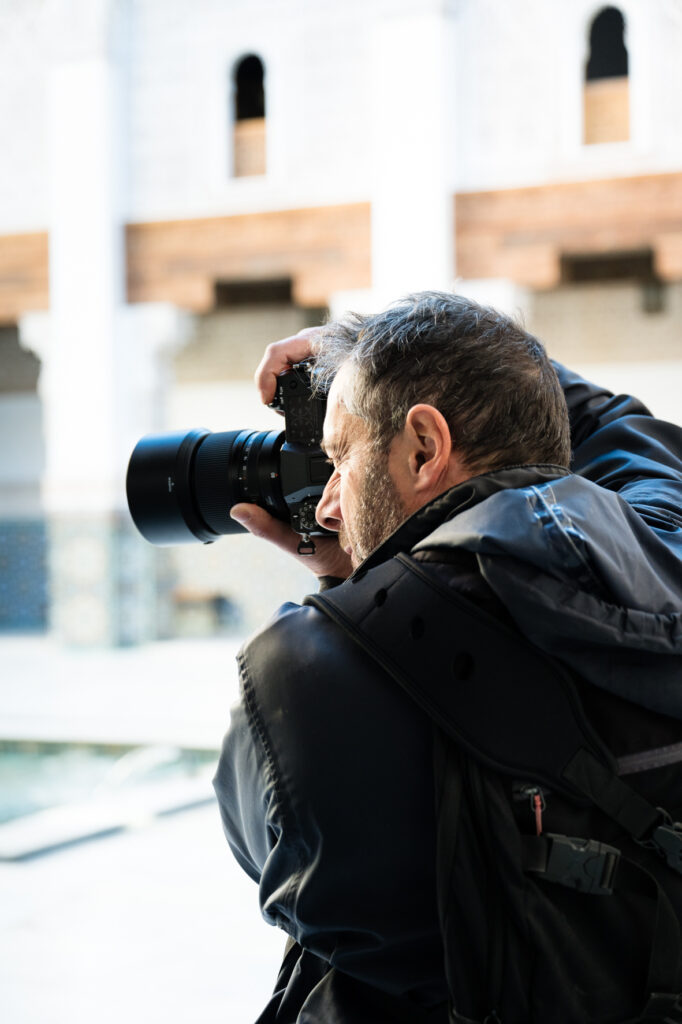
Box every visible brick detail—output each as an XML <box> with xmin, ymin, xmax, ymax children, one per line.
<box><xmin>233</xmin><ymin>118</ymin><xmax>266</xmax><ymax>178</ymax></box>
<box><xmin>4</xmin><ymin>174</ymin><xmax>682</xmax><ymax>322</ymax></box>
<box><xmin>0</xmin><ymin>232</ymin><xmax>49</xmax><ymax>324</ymax></box>
<box><xmin>583</xmin><ymin>77</ymin><xmax>630</xmax><ymax>146</ymax></box>
<box><xmin>126</xmin><ymin>203</ymin><xmax>372</xmax><ymax>310</ymax></box>
<box><xmin>455</xmin><ymin>172</ymin><xmax>682</xmax><ymax>288</ymax></box>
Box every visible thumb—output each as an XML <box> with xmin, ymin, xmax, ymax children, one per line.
<box><xmin>230</xmin><ymin>503</ymin><xmax>298</xmax><ymax>551</ymax></box>
<box><xmin>230</xmin><ymin>504</ymin><xmax>271</xmax><ymax>537</ymax></box>
<box><xmin>229</xmin><ymin>503</ymin><xmax>252</xmax><ymax>528</ymax></box>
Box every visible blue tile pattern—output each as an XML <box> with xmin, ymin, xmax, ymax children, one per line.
<box><xmin>0</xmin><ymin>519</ymin><xmax>48</xmax><ymax>631</ymax></box>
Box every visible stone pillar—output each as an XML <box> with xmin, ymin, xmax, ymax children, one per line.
<box><xmin>369</xmin><ymin>1</ymin><xmax>458</xmax><ymax>305</ymax></box>
<box><xmin>21</xmin><ymin>298</ymin><xmax>190</xmax><ymax>648</ymax></box>
<box><xmin>24</xmin><ymin>0</ymin><xmax>191</xmax><ymax>645</ymax></box>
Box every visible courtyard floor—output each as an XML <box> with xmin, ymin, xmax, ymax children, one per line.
<box><xmin>0</xmin><ymin>634</ymin><xmax>285</xmax><ymax>1024</ymax></box>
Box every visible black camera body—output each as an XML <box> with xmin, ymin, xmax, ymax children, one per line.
<box><xmin>126</xmin><ymin>362</ymin><xmax>331</xmax><ymax>546</ymax></box>
<box><xmin>270</xmin><ymin>363</ymin><xmax>331</xmax><ymax>535</ymax></box>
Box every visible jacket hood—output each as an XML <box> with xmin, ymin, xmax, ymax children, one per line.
<box><xmin>413</xmin><ymin>468</ymin><xmax>682</xmax><ymax>718</ymax></box>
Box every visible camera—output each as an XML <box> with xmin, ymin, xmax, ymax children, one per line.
<box><xmin>126</xmin><ymin>362</ymin><xmax>331</xmax><ymax>547</ymax></box>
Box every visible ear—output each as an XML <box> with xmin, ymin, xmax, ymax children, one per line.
<box><xmin>402</xmin><ymin>404</ymin><xmax>467</xmax><ymax>495</ymax></box>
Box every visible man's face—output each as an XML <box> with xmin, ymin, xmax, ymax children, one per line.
<box><xmin>316</xmin><ymin>367</ymin><xmax>408</xmax><ymax>568</ymax></box>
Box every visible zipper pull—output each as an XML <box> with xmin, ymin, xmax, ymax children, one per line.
<box><xmin>512</xmin><ymin>782</ymin><xmax>547</xmax><ymax>836</ymax></box>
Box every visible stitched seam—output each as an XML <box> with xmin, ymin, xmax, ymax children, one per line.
<box><xmin>237</xmin><ymin>649</ymin><xmax>306</xmax><ymax>892</ymax></box>
<box><xmin>529</xmin><ymin>484</ymin><xmax>605</xmax><ymax>593</ymax></box>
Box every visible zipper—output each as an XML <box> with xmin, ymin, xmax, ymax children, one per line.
<box><xmin>512</xmin><ymin>781</ymin><xmax>549</xmax><ymax>836</ymax></box>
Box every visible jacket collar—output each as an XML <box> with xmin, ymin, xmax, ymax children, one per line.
<box><xmin>351</xmin><ymin>463</ymin><xmax>570</xmax><ymax>578</ymax></box>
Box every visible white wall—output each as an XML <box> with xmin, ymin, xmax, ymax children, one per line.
<box><xmin>2</xmin><ymin>0</ymin><xmax>682</xmax><ymax>235</ymax></box>
<box><xmin>125</xmin><ymin>0</ymin><xmax>682</xmax><ymax>215</ymax></box>
<box><xmin>124</xmin><ymin>0</ymin><xmax>375</xmax><ymax>221</ymax></box>
<box><xmin>454</xmin><ymin>0</ymin><xmax>682</xmax><ymax>191</ymax></box>
<box><xmin>0</xmin><ymin>0</ymin><xmax>49</xmax><ymax>231</ymax></box>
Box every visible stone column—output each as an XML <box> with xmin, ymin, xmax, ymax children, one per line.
<box><xmin>369</xmin><ymin>0</ymin><xmax>458</xmax><ymax>305</ymax></box>
<box><xmin>21</xmin><ymin>299</ymin><xmax>190</xmax><ymax>647</ymax></box>
<box><xmin>26</xmin><ymin>0</ymin><xmax>190</xmax><ymax>645</ymax></box>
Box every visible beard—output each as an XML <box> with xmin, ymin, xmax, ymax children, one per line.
<box><xmin>340</xmin><ymin>453</ymin><xmax>408</xmax><ymax>567</ymax></box>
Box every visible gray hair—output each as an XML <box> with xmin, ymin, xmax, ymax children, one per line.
<box><xmin>313</xmin><ymin>291</ymin><xmax>570</xmax><ymax>472</ymax></box>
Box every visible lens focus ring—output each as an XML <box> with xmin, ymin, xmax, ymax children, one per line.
<box><xmin>193</xmin><ymin>431</ymin><xmax>245</xmax><ymax>535</ymax></box>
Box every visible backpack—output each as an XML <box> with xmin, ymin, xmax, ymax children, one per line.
<box><xmin>309</xmin><ymin>552</ymin><xmax>682</xmax><ymax>1024</ymax></box>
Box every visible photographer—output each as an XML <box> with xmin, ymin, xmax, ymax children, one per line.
<box><xmin>214</xmin><ymin>292</ymin><xmax>682</xmax><ymax>1024</ymax></box>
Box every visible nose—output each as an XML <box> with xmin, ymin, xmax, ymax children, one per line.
<box><xmin>315</xmin><ymin>472</ymin><xmax>342</xmax><ymax>532</ymax></box>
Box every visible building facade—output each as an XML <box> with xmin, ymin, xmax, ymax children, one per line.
<box><xmin>1</xmin><ymin>0</ymin><xmax>681</xmax><ymax>643</ymax></box>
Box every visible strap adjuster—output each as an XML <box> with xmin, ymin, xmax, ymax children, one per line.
<box><xmin>526</xmin><ymin>833</ymin><xmax>621</xmax><ymax>895</ymax></box>
<box><xmin>650</xmin><ymin>819</ymin><xmax>682</xmax><ymax>876</ymax></box>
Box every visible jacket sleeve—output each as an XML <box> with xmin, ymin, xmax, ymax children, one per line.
<box><xmin>213</xmin><ymin>679</ymin><xmax>276</xmax><ymax>886</ymax></box>
<box><xmin>212</xmin><ymin>602</ymin><xmax>448</xmax><ymax>1006</ymax></box>
<box><xmin>553</xmin><ymin>361</ymin><xmax>682</xmax><ymax>534</ymax></box>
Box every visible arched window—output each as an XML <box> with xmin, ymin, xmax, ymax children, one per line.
<box><xmin>232</xmin><ymin>54</ymin><xmax>266</xmax><ymax>177</ymax></box>
<box><xmin>583</xmin><ymin>7</ymin><xmax>630</xmax><ymax>144</ymax></box>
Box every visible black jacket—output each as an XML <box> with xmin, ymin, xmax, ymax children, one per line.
<box><xmin>213</xmin><ymin>364</ymin><xmax>682</xmax><ymax>1022</ymax></box>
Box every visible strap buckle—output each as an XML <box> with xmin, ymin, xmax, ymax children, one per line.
<box><xmin>539</xmin><ymin>833</ymin><xmax>621</xmax><ymax>895</ymax></box>
<box><xmin>650</xmin><ymin>820</ymin><xmax>682</xmax><ymax>876</ymax></box>
<box><xmin>296</xmin><ymin>534</ymin><xmax>316</xmax><ymax>556</ymax></box>
<box><xmin>637</xmin><ymin>809</ymin><xmax>682</xmax><ymax>876</ymax></box>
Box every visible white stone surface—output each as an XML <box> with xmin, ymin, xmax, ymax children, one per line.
<box><xmin>42</xmin><ymin>3</ymin><xmax>128</xmax><ymax>514</ymax></box>
<box><xmin>0</xmin><ymin>632</ymin><xmax>285</xmax><ymax>1022</ymax></box>
<box><xmin>0</xmin><ymin>804</ymin><xmax>284</xmax><ymax>1024</ymax></box>
<box><xmin>0</xmin><ymin>634</ymin><xmax>242</xmax><ymax>748</ymax></box>
<box><xmin>0</xmin><ymin>0</ymin><xmax>50</xmax><ymax>232</ymax></box>
<box><xmin>124</xmin><ymin>0</ymin><xmax>376</xmax><ymax>221</ymax></box>
<box><xmin>370</xmin><ymin>5</ymin><xmax>457</xmax><ymax>296</ymax></box>
<box><xmin>2</xmin><ymin>0</ymin><xmax>682</xmax><ymax>235</ymax></box>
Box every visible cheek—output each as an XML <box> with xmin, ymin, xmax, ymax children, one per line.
<box><xmin>337</xmin><ymin>468</ymin><xmax>364</xmax><ymax>524</ymax></box>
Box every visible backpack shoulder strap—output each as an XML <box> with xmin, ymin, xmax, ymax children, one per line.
<box><xmin>306</xmin><ymin>553</ymin><xmax>682</xmax><ymax>868</ymax></box>
<box><xmin>307</xmin><ymin>553</ymin><xmax>682</xmax><ymax>1021</ymax></box>
<box><xmin>308</xmin><ymin>553</ymin><xmax>610</xmax><ymax>798</ymax></box>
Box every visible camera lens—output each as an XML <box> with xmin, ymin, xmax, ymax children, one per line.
<box><xmin>126</xmin><ymin>428</ymin><xmax>287</xmax><ymax>545</ymax></box>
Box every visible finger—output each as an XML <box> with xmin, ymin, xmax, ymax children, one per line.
<box><xmin>231</xmin><ymin>503</ymin><xmax>352</xmax><ymax>578</ymax></box>
<box><xmin>230</xmin><ymin>503</ymin><xmax>301</xmax><ymax>556</ymax></box>
<box><xmin>255</xmin><ymin>326</ymin><xmax>324</xmax><ymax>405</ymax></box>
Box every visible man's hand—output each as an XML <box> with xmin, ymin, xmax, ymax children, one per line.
<box><xmin>255</xmin><ymin>326</ymin><xmax>323</xmax><ymax>405</ymax></box>
<box><xmin>234</xmin><ymin>325</ymin><xmax>352</xmax><ymax>581</ymax></box>
<box><xmin>230</xmin><ymin>504</ymin><xmax>352</xmax><ymax>580</ymax></box>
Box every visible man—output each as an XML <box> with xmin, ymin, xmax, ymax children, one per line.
<box><xmin>214</xmin><ymin>292</ymin><xmax>682</xmax><ymax>1023</ymax></box>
